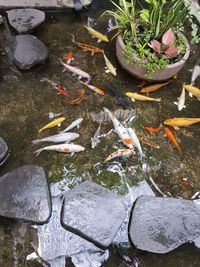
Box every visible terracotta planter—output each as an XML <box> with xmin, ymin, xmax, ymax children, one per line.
<box><xmin>116</xmin><ymin>33</ymin><xmax>190</xmax><ymax>82</ymax></box>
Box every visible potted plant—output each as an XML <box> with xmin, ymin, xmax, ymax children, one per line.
<box><xmin>101</xmin><ymin>0</ymin><xmax>199</xmax><ymax>81</ymax></box>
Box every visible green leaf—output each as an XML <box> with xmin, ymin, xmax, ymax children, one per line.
<box><xmin>140</xmin><ymin>9</ymin><xmax>150</xmax><ymax>23</ymax></box>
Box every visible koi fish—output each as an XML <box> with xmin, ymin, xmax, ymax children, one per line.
<box><xmin>174</xmin><ymin>86</ymin><xmax>186</xmax><ymax>111</ymax></box>
<box><xmin>91</xmin><ymin>121</ymin><xmax>102</xmax><ymax>149</ymax></box>
<box><xmin>72</xmin><ymin>35</ymin><xmax>103</xmax><ymax>55</ymax></box>
<box><xmin>80</xmin><ymin>81</ymin><xmax>105</xmax><ymax>95</ymax></box>
<box><xmin>164</xmin><ymin>127</ymin><xmax>181</xmax><ymax>152</ymax></box>
<box><xmin>164</xmin><ymin>117</ymin><xmax>200</xmax><ymax>128</ymax></box>
<box><xmin>104</xmin><ymin>148</ymin><xmax>135</xmax><ymax>162</ymax></box>
<box><xmin>48</xmin><ymin>112</ymin><xmax>62</xmax><ymax>119</ymax></box>
<box><xmin>140</xmin><ymin>81</ymin><xmax>171</xmax><ymax>93</ymax></box>
<box><xmin>59</xmin><ymin>59</ymin><xmax>91</xmax><ymax>82</ymax></box>
<box><xmin>127</xmin><ymin>128</ymin><xmax>145</xmax><ymax>158</ymax></box>
<box><xmin>84</xmin><ymin>25</ymin><xmax>109</xmax><ymax>43</ymax></box>
<box><xmin>103</xmin><ymin>82</ymin><xmax>130</xmax><ymax>108</ymax></box>
<box><xmin>34</xmin><ymin>143</ymin><xmax>85</xmax><ymax>156</ymax></box>
<box><xmin>140</xmin><ymin>139</ymin><xmax>160</xmax><ymax>149</ymax></box>
<box><xmin>144</xmin><ymin>124</ymin><xmax>162</xmax><ymax>134</ymax></box>
<box><xmin>41</xmin><ymin>78</ymin><xmax>68</xmax><ymax>96</ymax></box>
<box><xmin>183</xmin><ymin>84</ymin><xmax>200</xmax><ymax>100</ymax></box>
<box><xmin>126</xmin><ymin>92</ymin><xmax>161</xmax><ymax>102</ymax></box>
<box><xmin>60</xmin><ymin>118</ymin><xmax>83</xmax><ymax>133</ymax></box>
<box><xmin>102</xmin><ymin>50</ymin><xmax>117</xmax><ymax>76</ymax></box>
<box><xmin>38</xmin><ymin>117</ymin><xmax>65</xmax><ymax>133</ymax></box>
<box><xmin>67</xmin><ymin>89</ymin><xmax>87</xmax><ymax>105</ymax></box>
<box><xmin>66</xmin><ymin>52</ymin><xmax>74</xmax><ymax>65</ymax></box>
<box><xmin>189</xmin><ymin>59</ymin><xmax>200</xmax><ymax>88</ymax></box>
<box><xmin>32</xmin><ymin>132</ymin><xmax>79</xmax><ymax>145</ymax></box>
<box><xmin>103</xmin><ymin>107</ymin><xmax>133</xmax><ymax>149</ymax></box>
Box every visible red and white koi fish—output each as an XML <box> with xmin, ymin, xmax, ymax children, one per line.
<box><xmin>104</xmin><ymin>148</ymin><xmax>135</xmax><ymax>162</ymax></box>
<box><xmin>41</xmin><ymin>78</ymin><xmax>68</xmax><ymax>96</ymax></box>
<box><xmin>59</xmin><ymin>59</ymin><xmax>91</xmax><ymax>82</ymax></box>
<box><xmin>127</xmin><ymin>128</ymin><xmax>145</xmax><ymax>158</ymax></box>
<box><xmin>66</xmin><ymin>52</ymin><xmax>74</xmax><ymax>65</ymax></box>
<box><xmin>103</xmin><ymin>107</ymin><xmax>133</xmax><ymax>149</ymax></box>
<box><xmin>34</xmin><ymin>143</ymin><xmax>85</xmax><ymax>156</ymax></box>
<box><xmin>80</xmin><ymin>81</ymin><xmax>105</xmax><ymax>95</ymax></box>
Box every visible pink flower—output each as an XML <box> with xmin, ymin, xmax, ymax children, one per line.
<box><xmin>165</xmin><ymin>45</ymin><xmax>180</xmax><ymax>58</ymax></box>
<box><xmin>162</xmin><ymin>29</ymin><xmax>175</xmax><ymax>46</ymax></box>
<box><xmin>150</xmin><ymin>39</ymin><xmax>161</xmax><ymax>53</ymax></box>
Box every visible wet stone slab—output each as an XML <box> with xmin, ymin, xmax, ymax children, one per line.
<box><xmin>61</xmin><ymin>181</ymin><xmax>126</xmax><ymax>249</ymax></box>
<box><xmin>0</xmin><ymin>137</ymin><xmax>9</xmax><ymax>166</ymax></box>
<box><xmin>7</xmin><ymin>9</ymin><xmax>45</xmax><ymax>33</ymax></box>
<box><xmin>129</xmin><ymin>196</ymin><xmax>200</xmax><ymax>254</ymax></box>
<box><xmin>0</xmin><ymin>165</ymin><xmax>51</xmax><ymax>224</ymax></box>
<box><xmin>0</xmin><ymin>0</ymin><xmax>92</xmax><ymax>9</ymax></box>
<box><xmin>13</xmin><ymin>35</ymin><xmax>48</xmax><ymax>70</ymax></box>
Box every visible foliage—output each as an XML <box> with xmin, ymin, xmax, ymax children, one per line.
<box><xmin>101</xmin><ymin>0</ymin><xmax>200</xmax><ymax>77</ymax></box>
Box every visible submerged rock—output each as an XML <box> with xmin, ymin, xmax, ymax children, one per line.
<box><xmin>129</xmin><ymin>196</ymin><xmax>200</xmax><ymax>253</ymax></box>
<box><xmin>13</xmin><ymin>35</ymin><xmax>48</xmax><ymax>70</ymax></box>
<box><xmin>61</xmin><ymin>181</ymin><xmax>126</xmax><ymax>249</ymax></box>
<box><xmin>0</xmin><ymin>137</ymin><xmax>9</xmax><ymax>166</ymax></box>
<box><xmin>7</xmin><ymin>9</ymin><xmax>45</xmax><ymax>33</ymax></box>
<box><xmin>0</xmin><ymin>165</ymin><xmax>51</xmax><ymax>224</ymax></box>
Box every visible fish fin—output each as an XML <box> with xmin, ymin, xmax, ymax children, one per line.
<box><xmin>198</xmin><ymin>97</ymin><xmax>200</xmax><ymax>101</ymax></box>
<box><xmin>91</xmin><ymin>51</ymin><xmax>94</xmax><ymax>56</ymax></box>
<box><xmin>58</xmin><ymin>123</ymin><xmax>61</xmax><ymax>127</ymax></box>
<box><xmin>173</xmin><ymin>101</ymin><xmax>178</xmax><ymax>106</ymax></box>
<box><xmin>32</xmin><ymin>139</ymin><xmax>41</xmax><ymax>145</ymax></box>
<box><xmin>97</xmin><ymin>39</ymin><xmax>102</xmax><ymax>43</ymax></box>
<box><xmin>189</xmin><ymin>92</ymin><xmax>193</xmax><ymax>97</ymax></box>
<box><xmin>105</xmin><ymin>69</ymin><xmax>110</xmax><ymax>73</ymax></box>
<box><xmin>34</xmin><ymin>148</ymin><xmax>43</xmax><ymax>157</ymax></box>
<box><xmin>77</xmin><ymin>124</ymin><xmax>80</xmax><ymax>129</ymax></box>
<box><xmin>183</xmin><ymin>105</ymin><xmax>187</xmax><ymax>108</ymax></box>
<box><xmin>70</xmin><ymin>152</ymin><xmax>75</xmax><ymax>157</ymax></box>
<box><xmin>131</xmin><ymin>98</ymin><xmax>135</xmax><ymax>102</ymax></box>
<box><xmin>173</xmin><ymin>126</ymin><xmax>179</xmax><ymax>130</ymax></box>
<box><xmin>72</xmin><ymin>73</ymin><xmax>76</xmax><ymax>76</ymax></box>
<box><xmin>78</xmin><ymin>76</ymin><xmax>82</xmax><ymax>80</ymax></box>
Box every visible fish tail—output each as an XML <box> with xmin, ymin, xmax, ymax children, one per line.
<box><xmin>71</xmin><ymin>34</ymin><xmax>75</xmax><ymax>43</ymax></box>
<box><xmin>32</xmin><ymin>139</ymin><xmax>42</xmax><ymax>145</ymax></box>
<box><xmin>34</xmin><ymin>148</ymin><xmax>44</xmax><ymax>157</ymax></box>
<box><xmin>38</xmin><ymin>128</ymin><xmax>43</xmax><ymax>134</ymax></box>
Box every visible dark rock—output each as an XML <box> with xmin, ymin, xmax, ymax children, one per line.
<box><xmin>0</xmin><ymin>137</ymin><xmax>9</xmax><ymax>166</ymax></box>
<box><xmin>0</xmin><ymin>165</ymin><xmax>51</xmax><ymax>224</ymax></box>
<box><xmin>7</xmin><ymin>9</ymin><xmax>45</xmax><ymax>33</ymax></box>
<box><xmin>61</xmin><ymin>181</ymin><xmax>126</xmax><ymax>249</ymax></box>
<box><xmin>13</xmin><ymin>35</ymin><xmax>48</xmax><ymax>70</ymax></box>
<box><xmin>129</xmin><ymin>196</ymin><xmax>200</xmax><ymax>253</ymax></box>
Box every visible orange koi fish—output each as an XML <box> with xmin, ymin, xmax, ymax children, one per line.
<box><xmin>164</xmin><ymin>127</ymin><xmax>181</xmax><ymax>152</ymax></box>
<box><xmin>80</xmin><ymin>81</ymin><xmax>105</xmax><ymax>95</ymax></box>
<box><xmin>66</xmin><ymin>52</ymin><xmax>74</xmax><ymax>65</ymax></box>
<box><xmin>67</xmin><ymin>89</ymin><xmax>87</xmax><ymax>105</ymax></box>
<box><xmin>72</xmin><ymin>35</ymin><xmax>103</xmax><ymax>55</ymax></box>
<box><xmin>144</xmin><ymin>124</ymin><xmax>162</xmax><ymax>134</ymax></box>
<box><xmin>104</xmin><ymin>149</ymin><xmax>135</xmax><ymax>162</ymax></box>
<box><xmin>140</xmin><ymin>139</ymin><xmax>160</xmax><ymax>149</ymax></box>
<box><xmin>140</xmin><ymin>80</ymin><xmax>171</xmax><ymax>93</ymax></box>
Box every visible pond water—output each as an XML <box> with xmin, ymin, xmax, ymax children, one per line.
<box><xmin>0</xmin><ymin>0</ymin><xmax>200</xmax><ymax>266</ymax></box>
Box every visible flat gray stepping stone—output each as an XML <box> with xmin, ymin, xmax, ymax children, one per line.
<box><xmin>61</xmin><ymin>181</ymin><xmax>126</xmax><ymax>249</ymax></box>
<box><xmin>0</xmin><ymin>137</ymin><xmax>9</xmax><ymax>166</ymax></box>
<box><xmin>13</xmin><ymin>35</ymin><xmax>48</xmax><ymax>70</ymax></box>
<box><xmin>129</xmin><ymin>196</ymin><xmax>200</xmax><ymax>253</ymax></box>
<box><xmin>7</xmin><ymin>9</ymin><xmax>45</xmax><ymax>33</ymax></box>
<box><xmin>0</xmin><ymin>165</ymin><xmax>51</xmax><ymax>224</ymax></box>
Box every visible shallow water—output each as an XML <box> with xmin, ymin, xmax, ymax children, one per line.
<box><xmin>0</xmin><ymin>0</ymin><xmax>200</xmax><ymax>266</ymax></box>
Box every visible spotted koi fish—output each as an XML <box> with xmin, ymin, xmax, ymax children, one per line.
<box><xmin>66</xmin><ymin>52</ymin><xmax>74</xmax><ymax>65</ymax></box>
<box><xmin>72</xmin><ymin>35</ymin><xmax>103</xmax><ymax>55</ymax></box>
<box><xmin>104</xmin><ymin>148</ymin><xmax>135</xmax><ymax>162</ymax></box>
<box><xmin>80</xmin><ymin>81</ymin><xmax>105</xmax><ymax>95</ymax></box>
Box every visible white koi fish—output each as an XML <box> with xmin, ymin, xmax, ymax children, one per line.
<box><xmin>32</xmin><ymin>133</ymin><xmax>79</xmax><ymax>145</ymax></box>
<box><xmin>59</xmin><ymin>59</ymin><xmax>91</xmax><ymax>82</ymax></box>
<box><xmin>127</xmin><ymin>128</ymin><xmax>145</xmax><ymax>158</ymax></box>
<box><xmin>189</xmin><ymin>59</ymin><xmax>200</xmax><ymax>92</ymax></box>
<box><xmin>104</xmin><ymin>148</ymin><xmax>135</xmax><ymax>162</ymax></box>
<box><xmin>102</xmin><ymin>50</ymin><xmax>117</xmax><ymax>76</ymax></box>
<box><xmin>174</xmin><ymin>86</ymin><xmax>186</xmax><ymax>111</ymax></box>
<box><xmin>91</xmin><ymin>122</ymin><xmax>102</xmax><ymax>149</ymax></box>
<box><xmin>60</xmin><ymin>118</ymin><xmax>83</xmax><ymax>133</ymax></box>
<box><xmin>103</xmin><ymin>107</ymin><xmax>133</xmax><ymax>149</ymax></box>
<box><xmin>34</xmin><ymin>143</ymin><xmax>85</xmax><ymax>156</ymax></box>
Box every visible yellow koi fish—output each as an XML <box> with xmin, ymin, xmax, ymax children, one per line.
<box><xmin>126</xmin><ymin>92</ymin><xmax>161</xmax><ymax>102</ymax></box>
<box><xmin>164</xmin><ymin>118</ymin><xmax>200</xmax><ymax>128</ymax></box>
<box><xmin>84</xmin><ymin>25</ymin><xmax>109</xmax><ymax>43</ymax></box>
<box><xmin>80</xmin><ymin>81</ymin><xmax>105</xmax><ymax>95</ymax></box>
<box><xmin>38</xmin><ymin>117</ymin><xmax>65</xmax><ymax>133</ymax></box>
<box><xmin>104</xmin><ymin>149</ymin><xmax>135</xmax><ymax>162</ymax></box>
<box><xmin>183</xmin><ymin>83</ymin><xmax>200</xmax><ymax>99</ymax></box>
<box><xmin>102</xmin><ymin>50</ymin><xmax>117</xmax><ymax>76</ymax></box>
